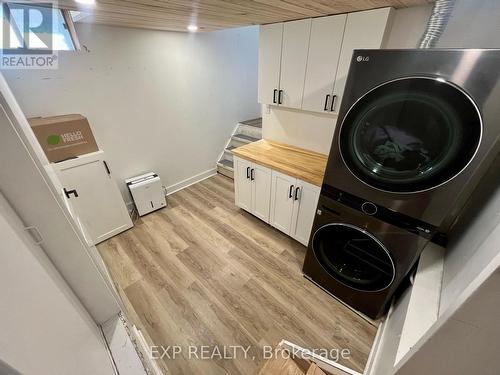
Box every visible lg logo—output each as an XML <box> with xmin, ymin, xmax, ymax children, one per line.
<box><xmin>356</xmin><ymin>55</ymin><xmax>370</xmax><ymax>62</ymax></box>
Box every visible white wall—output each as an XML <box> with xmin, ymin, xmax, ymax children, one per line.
<box><xmin>0</xmin><ymin>193</ymin><xmax>115</xmax><ymax>375</ymax></box>
<box><xmin>3</xmin><ymin>23</ymin><xmax>260</xmax><ymax>201</ymax></box>
<box><xmin>262</xmin><ymin>106</ymin><xmax>336</xmax><ymax>154</ymax></box>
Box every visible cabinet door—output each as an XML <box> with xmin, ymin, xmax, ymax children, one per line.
<box><xmin>234</xmin><ymin>157</ymin><xmax>252</xmax><ymax>212</ymax></box>
<box><xmin>270</xmin><ymin>171</ymin><xmax>296</xmax><ymax>235</ymax></box>
<box><xmin>279</xmin><ymin>18</ymin><xmax>311</xmax><ymax>109</ymax></box>
<box><xmin>57</xmin><ymin>155</ymin><xmax>132</xmax><ymax>244</ymax></box>
<box><xmin>291</xmin><ymin>180</ymin><xmax>321</xmax><ymax>246</ymax></box>
<box><xmin>302</xmin><ymin>14</ymin><xmax>347</xmax><ymax>113</ymax></box>
<box><xmin>333</xmin><ymin>7</ymin><xmax>393</xmax><ymax>114</ymax></box>
<box><xmin>251</xmin><ymin>164</ymin><xmax>272</xmax><ymax>223</ymax></box>
<box><xmin>258</xmin><ymin>23</ymin><xmax>283</xmax><ymax>105</ymax></box>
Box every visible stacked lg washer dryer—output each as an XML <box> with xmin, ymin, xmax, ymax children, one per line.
<box><xmin>303</xmin><ymin>49</ymin><xmax>500</xmax><ymax>319</ymax></box>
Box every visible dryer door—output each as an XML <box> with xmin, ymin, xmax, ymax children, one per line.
<box><xmin>312</xmin><ymin>223</ymin><xmax>395</xmax><ymax>292</ymax></box>
<box><xmin>339</xmin><ymin>77</ymin><xmax>482</xmax><ymax>193</ymax></box>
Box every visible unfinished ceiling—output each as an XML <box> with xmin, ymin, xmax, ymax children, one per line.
<box><xmin>58</xmin><ymin>0</ymin><xmax>434</xmax><ymax>32</ymax></box>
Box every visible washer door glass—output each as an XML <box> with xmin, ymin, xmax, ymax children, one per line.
<box><xmin>339</xmin><ymin>77</ymin><xmax>482</xmax><ymax>193</ymax></box>
<box><xmin>312</xmin><ymin>224</ymin><xmax>395</xmax><ymax>292</ymax></box>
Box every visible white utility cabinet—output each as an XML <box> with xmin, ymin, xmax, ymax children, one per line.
<box><xmin>51</xmin><ymin>151</ymin><xmax>133</xmax><ymax>245</ymax></box>
<box><xmin>234</xmin><ymin>156</ymin><xmax>272</xmax><ymax>223</ymax></box>
<box><xmin>258</xmin><ymin>7</ymin><xmax>393</xmax><ymax>114</ymax></box>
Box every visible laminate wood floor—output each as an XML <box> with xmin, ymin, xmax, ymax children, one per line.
<box><xmin>97</xmin><ymin>174</ymin><xmax>377</xmax><ymax>375</ymax></box>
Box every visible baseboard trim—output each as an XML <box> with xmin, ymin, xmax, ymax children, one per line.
<box><xmin>166</xmin><ymin>168</ymin><xmax>217</xmax><ymax>196</ymax></box>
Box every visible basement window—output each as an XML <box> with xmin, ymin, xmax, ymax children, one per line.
<box><xmin>0</xmin><ymin>2</ymin><xmax>80</xmax><ymax>52</ymax></box>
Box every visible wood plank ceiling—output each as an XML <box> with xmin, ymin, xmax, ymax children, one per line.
<box><xmin>57</xmin><ymin>0</ymin><xmax>434</xmax><ymax>32</ymax></box>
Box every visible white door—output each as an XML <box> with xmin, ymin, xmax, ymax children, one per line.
<box><xmin>258</xmin><ymin>23</ymin><xmax>283</xmax><ymax>105</ymax></box>
<box><xmin>0</xmin><ymin>73</ymin><xmax>119</xmax><ymax>324</ymax></box>
<box><xmin>302</xmin><ymin>14</ymin><xmax>347</xmax><ymax>113</ymax></box>
<box><xmin>333</xmin><ymin>7</ymin><xmax>393</xmax><ymax>114</ymax></box>
<box><xmin>234</xmin><ymin>156</ymin><xmax>252</xmax><ymax>212</ymax></box>
<box><xmin>291</xmin><ymin>180</ymin><xmax>321</xmax><ymax>246</ymax></box>
<box><xmin>270</xmin><ymin>171</ymin><xmax>296</xmax><ymax>235</ymax></box>
<box><xmin>56</xmin><ymin>152</ymin><xmax>132</xmax><ymax>244</ymax></box>
<box><xmin>251</xmin><ymin>163</ymin><xmax>272</xmax><ymax>223</ymax></box>
<box><xmin>279</xmin><ymin>18</ymin><xmax>312</xmax><ymax>109</ymax></box>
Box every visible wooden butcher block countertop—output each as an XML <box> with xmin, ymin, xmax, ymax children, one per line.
<box><xmin>232</xmin><ymin>139</ymin><xmax>328</xmax><ymax>187</ymax></box>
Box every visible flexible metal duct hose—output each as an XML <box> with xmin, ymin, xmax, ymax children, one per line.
<box><xmin>419</xmin><ymin>0</ymin><xmax>456</xmax><ymax>48</ymax></box>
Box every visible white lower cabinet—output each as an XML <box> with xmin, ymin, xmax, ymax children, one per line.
<box><xmin>270</xmin><ymin>171</ymin><xmax>320</xmax><ymax>246</ymax></box>
<box><xmin>290</xmin><ymin>180</ymin><xmax>321</xmax><ymax>246</ymax></box>
<box><xmin>235</xmin><ymin>156</ymin><xmax>320</xmax><ymax>246</ymax></box>
<box><xmin>269</xmin><ymin>171</ymin><xmax>296</xmax><ymax>234</ymax></box>
<box><xmin>234</xmin><ymin>156</ymin><xmax>272</xmax><ymax>222</ymax></box>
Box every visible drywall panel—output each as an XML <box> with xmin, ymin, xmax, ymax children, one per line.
<box><xmin>384</xmin><ymin>4</ymin><xmax>432</xmax><ymax>48</ymax></box>
<box><xmin>3</xmin><ymin>23</ymin><xmax>260</xmax><ymax>203</ymax></box>
<box><xmin>438</xmin><ymin>0</ymin><xmax>500</xmax><ymax>48</ymax></box>
<box><xmin>261</xmin><ymin>105</ymin><xmax>336</xmax><ymax>154</ymax></box>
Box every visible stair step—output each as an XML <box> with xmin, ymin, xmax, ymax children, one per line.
<box><xmin>217</xmin><ymin>159</ymin><xmax>234</xmax><ymax>170</ymax></box>
<box><xmin>306</xmin><ymin>363</ymin><xmax>327</xmax><ymax>375</ymax></box>
<box><xmin>225</xmin><ymin>145</ymin><xmax>237</xmax><ymax>153</ymax></box>
<box><xmin>239</xmin><ymin>117</ymin><xmax>262</xmax><ymax>128</ymax></box>
<box><xmin>257</xmin><ymin>355</ymin><xmax>306</xmax><ymax>375</ymax></box>
<box><xmin>232</xmin><ymin>133</ymin><xmax>259</xmax><ymax>143</ymax></box>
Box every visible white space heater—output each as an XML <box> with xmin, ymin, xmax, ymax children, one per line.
<box><xmin>126</xmin><ymin>172</ymin><xmax>166</xmax><ymax>216</ymax></box>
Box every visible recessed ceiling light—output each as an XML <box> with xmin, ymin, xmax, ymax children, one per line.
<box><xmin>187</xmin><ymin>24</ymin><xmax>198</xmax><ymax>32</ymax></box>
<box><xmin>75</xmin><ymin>0</ymin><xmax>95</xmax><ymax>4</ymax></box>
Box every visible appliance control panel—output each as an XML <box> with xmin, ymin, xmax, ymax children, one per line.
<box><xmin>322</xmin><ymin>185</ymin><xmax>438</xmax><ymax>240</ymax></box>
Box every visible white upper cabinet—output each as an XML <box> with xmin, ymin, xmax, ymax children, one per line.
<box><xmin>279</xmin><ymin>19</ymin><xmax>312</xmax><ymax>109</ymax></box>
<box><xmin>258</xmin><ymin>23</ymin><xmax>283</xmax><ymax>105</ymax></box>
<box><xmin>302</xmin><ymin>14</ymin><xmax>347</xmax><ymax>113</ymax></box>
<box><xmin>257</xmin><ymin>8</ymin><xmax>393</xmax><ymax>113</ymax></box>
<box><xmin>332</xmin><ymin>7</ymin><xmax>394</xmax><ymax>113</ymax></box>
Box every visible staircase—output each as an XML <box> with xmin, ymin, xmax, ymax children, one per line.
<box><xmin>257</xmin><ymin>355</ymin><xmax>328</xmax><ymax>375</ymax></box>
<box><xmin>217</xmin><ymin>117</ymin><xmax>262</xmax><ymax>179</ymax></box>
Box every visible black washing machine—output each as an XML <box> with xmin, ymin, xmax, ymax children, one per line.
<box><xmin>325</xmin><ymin>49</ymin><xmax>500</xmax><ymax>233</ymax></box>
<box><xmin>304</xmin><ymin>49</ymin><xmax>500</xmax><ymax>318</ymax></box>
<box><xmin>303</xmin><ymin>186</ymin><xmax>432</xmax><ymax>319</ymax></box>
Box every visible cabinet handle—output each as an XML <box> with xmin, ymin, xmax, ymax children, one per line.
<box><xmin>289</xmin><ymin>185</ymin><xmax>294</xmax><ymax>198</ymax></box>
<box><xmin>278</xmin><ymin>89</ymin><xmax>284</xmax><ymax>105</ymax></box>
<box><xmin>246</xmin><ymin>167</ymin><xmax>250</xmax><ymax>179</ymax></box>
<box><xmin>273</xmin><ymin>89</ymin><xmax>278</xmax><ymax>104</ymax></box>
<box><xmin>251</xmin><ymin>168</ymin><xmax>255</xmax><ymax>181</ymax></box>
<box><xmin>330</xmin><ymin>95</ymin><xmax>337</xmax><ymax>112</ymax></box>
<box><xmin>103</xmin><ymin>160</ymin><xmax>111</xmax><ymax>175</ymax></box>
<box><xmin>63</xmin><ymin>188</ymin><xmax>79</xmax><ymax>199</ymax></box>
<box><xmin>324</xmin><ymin>94</ymin><xmax>330</xmax><ymax>111</ymax></box>
<box><xmin>294</xmin><ymin>187</ymin><xmax>300</xmax><ymax>201</ymax></box>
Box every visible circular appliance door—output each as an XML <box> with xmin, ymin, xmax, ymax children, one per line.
<box><xmin>312</xmin><ymin>223</ymin><xmax>395</xmax><ymax>292</ymax></box>
<box><xmin>339</xmin><ymin>77</ymin><xmax>482</xmax><ymax>193</ymax></box>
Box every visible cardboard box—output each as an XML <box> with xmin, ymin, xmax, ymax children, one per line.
<box><xmin>29</xmin><ymin>114</ymin><xmax>99</xmax><ymax>163</ymax></box>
